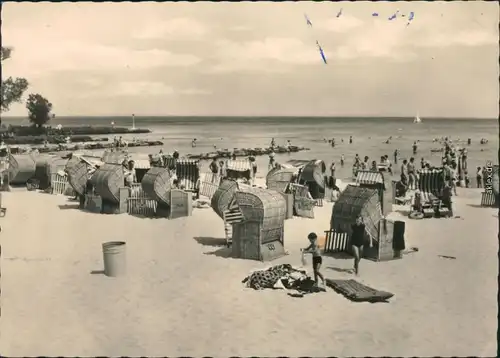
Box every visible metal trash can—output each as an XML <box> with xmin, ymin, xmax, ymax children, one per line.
<box><xmin>102</xmin><ymin>241</ymin><xmax>126</xmax><ymax>277</ymax></box>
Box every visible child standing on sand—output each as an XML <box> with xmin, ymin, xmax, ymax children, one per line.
<box><xmin>301</xmin><ymin>232</ymin><xmax>325</xmax><ymax>287</ymax></box>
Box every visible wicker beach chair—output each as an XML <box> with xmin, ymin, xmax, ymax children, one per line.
<box><xmin>417</xmin><ymin>168</ymin><xmax>445</xmax><ymax>217</ymax></box>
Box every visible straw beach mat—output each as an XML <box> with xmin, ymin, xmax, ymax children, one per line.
<box><xmin>89</xmin><ymin>163</ymin><xmax>124</xmax><ymax>203</ymax></box>
<box><xmin>266</xmin><ymin>167</ymin><xmax>296</xmax><ymax>193</ymax></box>
<box><xmin>141</xmin><ymin>167</ymin><xmax>171</xmax><ymax>205</ymax></box>
<box><xmin>65</xmin><ymin>157</ymin><xmax>91</xmax><ymax>196</ymax></box>
<box><xmin>8</xmin><ymin>154</ymin><xmax>36</xmax><ymax>185</ymax></box>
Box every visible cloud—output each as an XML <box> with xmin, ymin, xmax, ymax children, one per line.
<box><xmin>228</xmin><ymin>25</ymin><xmax>252</xmax><ymax>32</ymax></box>
<box><xmin>319</xmin><ymin>15</ymin><xmax>364</xmax><ymax>33</ymax></box>
<box><xmin>76</xmin><ymin>81</ymin><xmax>211</xmax><ymax>98</ymax></box>
<box><xmin>114</xmin><ymin>81</ymin><xmax>175</xmax><ymax>96</ymax></box>
<box><xmin>2</xmin><ymin>40</ymin><xmax>202</xmax><ymax>78</ymax></box>
<box><xmin>206</xmin><ymin>37</ymin><xmax>326</xmax><ymax>73</ymax></box>
<box><xmin>420</xmin><ymin>29</ymin><xmax>497</xmax><ymax>48</ymax></box>
<box><xmin>177</xmin><ymin>89</ymin><xmax>212</xmax><ymax>95</ymax></box>
<box><xmin>132</xmin><ymin>17</ymin><xmax>208</xmax><ymax>40</ymax></box>
<box><xmin>334</xmin><ymin>21</ymin><xmax>416</xmax><ymax>61</ymax></box>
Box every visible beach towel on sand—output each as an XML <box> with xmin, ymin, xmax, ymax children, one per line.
<box><xmin>243</xmin><ymin>264</ymin><xmax>321</xmax><ymax>292</ymax></box>
<box><xmin>326</xmin><ymin>279</ymin><xmax>394</xmax><ymax>303</ymax></box>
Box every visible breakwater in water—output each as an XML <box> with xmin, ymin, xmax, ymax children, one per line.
<box><xmin>6</xmin><ymin>125</ymin><xmax>150</xmax><ymax>137</ymax></box>
<box><xmin>185</xmin><ymin>145</ymin><xmax>309</xmax><ymax>160</ymax></box>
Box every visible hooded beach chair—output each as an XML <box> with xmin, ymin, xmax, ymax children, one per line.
<box><xmin>417</xmin><ymin>168</ymin><xmax>445</xmax><ymax>217</ymax></box>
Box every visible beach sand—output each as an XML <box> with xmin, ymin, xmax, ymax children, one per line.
<box><xmin>0</xmin><ymin>185</ymin><xmax>497</xmax><ymax>356</ymax></box>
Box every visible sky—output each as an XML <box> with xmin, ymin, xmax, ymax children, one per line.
<box><xmin>2</xmin><ymin>1</ymin><xmax>499</xmax><ymax>118</ymax></box>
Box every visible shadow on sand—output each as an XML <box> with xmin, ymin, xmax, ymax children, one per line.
<box><xmin>467</xmin><ymin>204</ymin><xmax>492</xmax><ymax>209</ymax></box>
<box><xmin>204</xmin><ymin>247</ymin><xmax>233</xmax><ymax>259</ymax></box>
<box><xmin>323</xmin><ymin>252</ymin><xmax>353</xmax><ymax>260</ymax></box>
<box><xmin>128</xmin><ymin>213</ymin><xmax>161</xmax><ymax>220</ymax></box>
<box><xmin>194</xmin><ymin>236</ymin><xmax>228</xmax><ymax>247</ymax></box>
<box><xmin>58</xmin><ymin>204</ymin><xmax>80</xmax><ymax>210</ymax></box>
<box><xmin>90</xmin><ymin>270</ymin><xmax>105</xmax><ymax>275</ymax></box>
<box><xmin>327</xmin><ymin>266</ymin><xmax>354</xmax><ymax>274</ymax></box>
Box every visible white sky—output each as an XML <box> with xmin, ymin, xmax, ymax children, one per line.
<box><xmin>2</xmin><ymin>1</ymin><xmax>498</xmax><ymax>117</ymax></box>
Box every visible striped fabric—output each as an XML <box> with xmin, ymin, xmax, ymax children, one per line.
<box><xmin>418</xmin><ymin>168</ymin><xmax>444</xmax><ymax>202</ymax></box>
<box><xmin>481</xmin><ymin>192</ymin><xmax>497</xmax><ymax>207</ymax></box>
<box><xmin>226</xmin><ymin>159</ymin><xmax>252</xmax><ymax>172</ymax></box>
<box><xmin>223</xmin><ymin>208</ymin><xmax>245</xmax><ymax>246</ymax></box>
<box><xmin>164</xmin><ymin>156</ymin><xmax>177</xmax><ymax>170</ymax></box>
<box><xmin>285</xmin><ymin>159</ymin><xmax>311</xmax><ymax>168</ymax></box>
<box><xmin>132</xmin><ymin>159</ymin><xmax>151</xmax><ymax>169</ymax></box>
<box><xmin>176</xmin><ymin>159</ymin><xmax>200</xmax><ymax>191</ymax></box>
<box><xmin>356</xmin><ymin>170</ymin><xmax>384</xmax><ymax>185</ymax></box>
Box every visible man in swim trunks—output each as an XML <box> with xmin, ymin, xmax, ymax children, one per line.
<box><xmin>407</xmin><ymin>157</ymin><xmax>416</xmax><ymax>190</ymax></box>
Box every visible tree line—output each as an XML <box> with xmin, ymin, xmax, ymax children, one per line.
<box><xmin>1</xmin><ymin>46</ymin><xmax>54</xmax><ymax>128</ymax></box>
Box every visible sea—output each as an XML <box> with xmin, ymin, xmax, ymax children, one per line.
<box><xmin>2</xmin><ymin>116</ymin><xmax>498</xmax><ymax>181</ymax></box>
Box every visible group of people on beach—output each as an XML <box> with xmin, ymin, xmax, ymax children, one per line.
<box><xmin>302</xmin><ymin>214</ymin><xmax>370</xmax><ymax>285</ymax></box>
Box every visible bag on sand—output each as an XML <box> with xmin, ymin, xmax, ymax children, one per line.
<box><xmin>301</xmin><ymin>251</ymin><xmax>308</xmax><ymax>266</ymax></box>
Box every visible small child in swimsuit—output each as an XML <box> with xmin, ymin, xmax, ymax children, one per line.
<box><xmin>301</xmin><ymin>232</ymin><xmax>325</xmax><ymax>287</ymax></box>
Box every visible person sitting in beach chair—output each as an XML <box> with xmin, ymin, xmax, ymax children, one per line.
<box><xmin>412</xmin><ymin>191</ymin><xmax>422</xmax><ymax>212</ymax></box>
<box><xmin>395</xmin><ymin>180</ymin><xmax>408</xmax><ymax>199</ymax></box>
<box><xmin>124</xmin><ymin>160</ymin><xmax>137</xmax><ymax>187</ymax></box>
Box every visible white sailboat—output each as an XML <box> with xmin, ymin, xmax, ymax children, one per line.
<box><xmin>413</xmin><ymin>111</ymin><xmax>422</xmax><ymax>124</ymax></box>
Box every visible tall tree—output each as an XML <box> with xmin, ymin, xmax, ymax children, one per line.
<box><xmin>1</xmin><ymin>46</ymin><xmax>29</xmax><ymax>113</ymax></box>
<box><xmin>26</xmin><ymin>93</ymin><xmax>53</xmax><ymax>128</ymax></box>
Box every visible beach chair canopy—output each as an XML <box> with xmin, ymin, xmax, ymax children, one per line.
<box><xmin>266</xmin><ymin>167</ymin><xmax>297</xmax><ymax>193</ymax></box>
<box><xmin>331</xmin><ymin>185</ymin><xmax>382</xmax><ymax>243</ymax></box>
<box><xmin>355</xmin><ymin>170</ymin><xmax>385</xmax><ymax>186</ymax></box>
<box><xmin>233</xmin><ymin>187</ymin><xmax>286</xmax><ymax>230</ymax></box>
<box><xmin>418</xmin><ymin>168</ymin><xmax>444</xmax><ymax>201</ymax></box>
<box><xmin>226</xmin><ymin>159</ymin><xmax>251</xmax><ymax>172</ymax></box>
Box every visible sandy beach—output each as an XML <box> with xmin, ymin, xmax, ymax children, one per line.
<box><xmin>1</xmin><ymin>1</ymin><xmax>498</xmax><ymax>356</ymax></box>
<box><xmin>0</xmin><ymin>184</ymin><xmax>497</xmax><ymax>357</ymax></box>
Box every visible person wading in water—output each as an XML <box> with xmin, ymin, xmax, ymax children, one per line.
<box><xmin>301</xmin><ymin>232</ymin><xmax>325</xmax><ymax>288</ymax></box>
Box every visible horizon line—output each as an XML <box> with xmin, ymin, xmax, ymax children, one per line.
<box><xmin>1</xmin><ymin>115</ymin><xmax>497</xmax><ymax>120</ymax></box>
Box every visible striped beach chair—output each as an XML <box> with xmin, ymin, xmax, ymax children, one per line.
<box><xmin>418</xmin><ymin>168</ymin><xmax>444</xmax><ymax>202</ymax></box>
<box><xmin>176</xmin><ymin>159</ymin><xmax>200</xmax><ymax>192</ymax></box>
<box><xmin>226</xmin><ymin>159</ymin><xmax>252</xmax><ymax>181</ymax></box>
<box><xmin>481</xmin><ymin>192</ymin><xmax>498</xmax><ymax>207</ymax></box>
<box><xmin>417</xmin><ymin>168</ymin><xmax>445</xmax><ymax>217</ymax></box>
